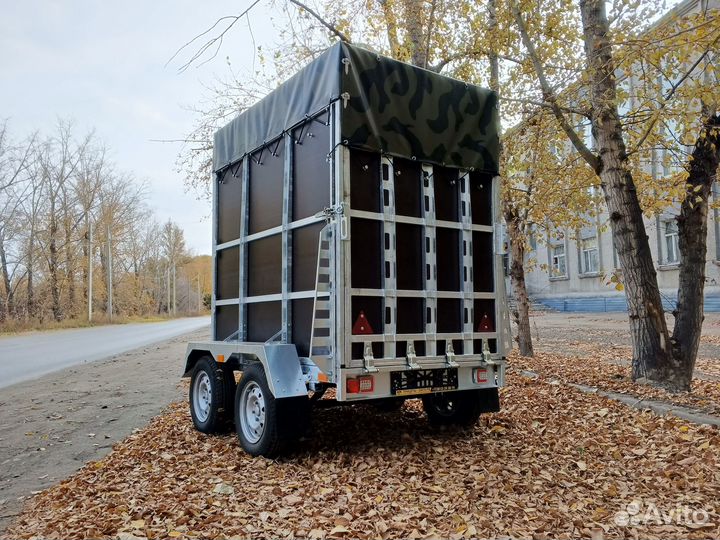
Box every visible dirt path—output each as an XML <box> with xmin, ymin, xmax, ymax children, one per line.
<box><xmin>529</xmin><ymin>312</ymin><xmax>720</xmax><ymax>358</ymax></box>
<box><xmin>0</xmin><ymin>327</ymin><xmax>209</xmax><ymax>533</ymax></box>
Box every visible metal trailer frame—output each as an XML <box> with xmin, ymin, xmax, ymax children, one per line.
<box><xmin>184</xmin><ymin>99</ymin><xmax>510</xmax><ymax>402</ymax></box>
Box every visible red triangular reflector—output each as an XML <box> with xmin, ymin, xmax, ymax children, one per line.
<box><xmin>477</xmin><ymin>312</ymin><xmax>494</xmax><ymax>332</ymax></box>
<box><xmin>352</xmin><ymin>310</ymin><xmax>374</xmax><ymax>335</ymax></box>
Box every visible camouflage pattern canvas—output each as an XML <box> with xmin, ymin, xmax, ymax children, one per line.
<box><xmin>340</xmin><ymin>43</ymin><xmax>500</xmax><ymax>174</ymax></box>
<box><xmin>214</xmin><ymin>43</ymin><xmax>500</xmax><ymax>175</ymax></box>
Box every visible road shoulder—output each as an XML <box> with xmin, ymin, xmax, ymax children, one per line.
<box><xmin>0</xmin><ymin>328</ymin><xmax>207</xmax><ymax>534</ymax></box>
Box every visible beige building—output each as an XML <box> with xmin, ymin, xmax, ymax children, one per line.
<box><xmin>520</xmin><ymin>0</ymin><xmax>720</xmax><ymax>312</ymax></box>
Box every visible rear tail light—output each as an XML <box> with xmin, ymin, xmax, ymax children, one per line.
<box><xmin>346</xmin><ymin>375</ymin><xmax>374</xmax><ymax>393</ymax></box>
<box><xmin>473</xmin><ymin>368</ymin><xmax>488</xmax><ymax>384</ymax></box>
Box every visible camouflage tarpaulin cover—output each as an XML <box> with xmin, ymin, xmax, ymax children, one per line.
<box><xmin>214</xmin><ymin>43</ymin><xmax>500</xmax><ymax>174</ymax></box>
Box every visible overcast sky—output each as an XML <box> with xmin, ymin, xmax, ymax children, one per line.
<box><xmin>1</xmin><ymin>1</ymin><xmax>278</xmax><ymax>255</ymax></box>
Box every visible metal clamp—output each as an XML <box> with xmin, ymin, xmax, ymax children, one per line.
<box><xmin>363</xmin><ymin>342</ymin><xmax>379</xmax><ymax>373</ymax></box>
<box><xmin>445</xmin><ymin>342</ymin><xmax>459</xmax><ymax>368</ymax></box>
<box><xmin>314</xmin><ymin>203</ymin><xmax>344</xmax><ymax>223</ymax></box>
<box><xmin>482</xmin><ymin>340</ymin><xmax>492</xmax><ymax>364</ymax></box>
<box><xmin>406</xmin><ymin>341</ymin><xmax>421</xmax><ymax>370</ymax></box>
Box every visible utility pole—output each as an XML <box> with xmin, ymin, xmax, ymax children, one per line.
<box><xmin>166</xmin><ymin>266</ymin><xmax>171</xmax><ymax>314</ymax></box>
<box><xmin>197</xmin><ymin>273</ymin><xmax>202</xmax><ymax>313</ymax></box>
<box><xmin>106</xmin><ymin>225</ymin><xmax>113</xmax><ymax>321</ymax></box>
<box><xmin>172</xmin><ymin>261</ymin><xmax>177</xmax><ymax>316</ymax></box>
<box><xmin>88</xmin><ymin>222</ymin><xmax>93</xmax><ymax>322</ymax></box>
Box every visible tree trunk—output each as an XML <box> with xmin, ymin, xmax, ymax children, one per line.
<box><xmin>26</xmin><ymin>234</ymin><xmax>35</xmax><ymax>320</ymax></box>
<box><xmin>580</xmin><ymin>0</ymin><xmax>674</xmax><ymax>388</ymax></box>
<box><xmin>99</xmin><ymin>247</ymin><xmax>108</xmax><ymax>313</ymax></box>
<box><xmin>82</xmin><ymin>227</ymin><xmax>89</xmax><ymax>304</ymax></box>
<box><xmin>400</xmin><ymin>0</ymin><xmax>428</xmax><ymax>68</ymax></box>
<box><xmin>48</xmin><ymin>208</ymin><xmax>63</xmax><ymax>322</ymax></box>
<box><xmin>506</xmin><ymin>216</ymin><xmax>534</xmax><ymax>356</ymax></box>
<box><xmin>64</xmin><ymin>215</ymin><xmax>76</xmax><ymax>316</ymax></box>
<box><xmin>0</xmin><ymin>235</ymin><xmax>14</xmax><ymax>319</ymax></box>
<box><xmin>670</xmin><ymin>112</ymin><xmax>720</xmax><ymax>390</ymax></box>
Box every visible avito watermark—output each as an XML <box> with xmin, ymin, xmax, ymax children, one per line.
<box><xmin>614</xmin><ymin>499</ymin><xmax>712</xmax><ymax>527</ymax></box>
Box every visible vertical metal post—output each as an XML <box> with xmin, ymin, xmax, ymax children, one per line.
<box><xmin>281</xmin><ymin>132</ymin><xmax>294</xmax><ymax>343</ymax></box>
<box><xmin>88</xmin><ymin>222</ymin><xmax>93</xmax><ymax>322</ymax></box>
<box><xmin>459</xmin><ymin>171</ymin><xmax>474</xmax><ymax>354</ymax></box>
<box><xmin>333</xmin><ymin>102</ymin><xmax>348</xmax><ymax>397</ymax></box>
<box><xmin>211</xmin><ymin>172</ymin><xmax>219</xmax><ymax>337</ymax></box>
<box><xmin>238</xmin><ymin>159</ymin><xmax>250</xmax><ymax>341</ymax></box>
<box><xmin>421</xmin><ymin>164</ymin><xmax>437</xmax><ymax>356</ymax></box>
<box><xmin>492</xmin><ymin>175</ymin><xmax>512</xmax><ymax>355</ymax></box>
<box><xmin>381</xmin><ymin>156</ymin><xmax>397</xmax><ymax>359</ymax></box>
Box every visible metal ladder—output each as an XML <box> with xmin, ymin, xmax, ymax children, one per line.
<box><xmin>309</xmin><ymin>225</ymin><xmax>334</xmax><ymax>375</ymax></box>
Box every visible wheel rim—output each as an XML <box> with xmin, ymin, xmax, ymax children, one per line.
<box><xmin>430</xmin><ymin>392</ymin><xmax>456</xmax><ymax>417</ymax></box>
<box><xmin>193</xmin><ymin>371</ymin><xmax>212</xmax><ymax>423</ymax></box>
<box><xmin>239</xmin><ymin>381</ymin><xmax>266</xmax><ymax>444</ymax></box>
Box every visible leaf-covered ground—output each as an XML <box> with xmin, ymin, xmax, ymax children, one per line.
<box><xmin>522</xmin><ymin>341</ymin><xmax>720</xmax><ymax>416</ymax></box>
<box><xmin>7</xmin><ymin>370</ymin><xmax>719</xmax><ymax>539</ymax></box>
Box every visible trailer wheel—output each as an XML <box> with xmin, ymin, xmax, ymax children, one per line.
<box><xmin>189</xmin><ymin>356</ymin><xmax>231</xmax><ymax>434</ymax></box>
<box><xmin>422</xmin><ymin>390</ymin><xmax>483</xmax><ymax>427</ymax></box>
<box><xmin>235</xmin><ymin>362</ymin><xmax>309</xmax><ymax>458</ymax></box>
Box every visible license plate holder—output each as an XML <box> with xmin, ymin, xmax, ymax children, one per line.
<box><xmin>390</xmin><ymin>368</ymin><xmax>458</xmax><ymax>396</ymax></box>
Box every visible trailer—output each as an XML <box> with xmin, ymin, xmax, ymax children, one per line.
<box><xmin>183</xmin><ymin>42</ymin><xmax>511</xmax><ymax>457</ymax></box>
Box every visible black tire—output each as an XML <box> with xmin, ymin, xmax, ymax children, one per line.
<box><xmin>235</xmin><ymin>362</ymin><xmax>309</xmax><ymax>458</ymax></box>
<box><xmin>422</xmin><ymin>389</ymin><xmax>484</xmax><ymax>427</ymax></box>
<box><xmin>221</xmin><ymin>365</ymin><xmax>238</xmax><ymax>426</ymax></box>
<box><xmin>189</xmin><ymin>356</ymin><xmax>232</xmax><ymax>434</ymax></box>
<box><xmin>370</xmin><ymin>397</ymin><xmax>406</xmax><ymax>413</ymax></box>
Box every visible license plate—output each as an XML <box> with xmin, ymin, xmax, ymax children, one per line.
<box><xmin>390</xmin><ymin>368</ymin><xmax>458</xmax><ymax>396</ymax></box>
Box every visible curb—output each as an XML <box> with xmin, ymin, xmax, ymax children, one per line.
<box><xmin>518</xmin><ymin>369</ymin><xmax>720</xmax><ymax>428</ymax></box>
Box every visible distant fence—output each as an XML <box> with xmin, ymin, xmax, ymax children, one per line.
<box><xmin>534</xmin><ymin>295</ymin><xmax>720</xmax><ymax>313</ymax></box>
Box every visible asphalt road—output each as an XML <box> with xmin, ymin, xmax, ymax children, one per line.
<box><xmin>0</xmin><ymin>317</ymin><xmax>210</xmax><ymax>389</ymax></box>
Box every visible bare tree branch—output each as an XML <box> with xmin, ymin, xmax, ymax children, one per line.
<box><xmin>512</xmin><ymin>1</ymin><xmax>599</xmax><ymax>171</ymax></box>
<box><xmin>430</xmin><ymin>48</ymin><xmax>580</xmax><ymax>75</ymax></box>
<box><xmin>501</xmin><ymin>97</ymin><xmax>590</xmax><ymax>117</ymax></box>
<box><xmin>628</xmin><ymin>35</ymin><xmax>719</xmax><ymax>156</ymax></box>
<box><xmin>167</xmin><ymin>1</ymin><xmax>261</xmax><ymax>74</ymax></box>
<box><xmin>288</xmin><ymin>0</ymin><xmax>352</xmax><ymax>43</ymax></box>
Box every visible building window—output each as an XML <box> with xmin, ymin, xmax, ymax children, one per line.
<box><xmin>664</xmin><ymin>221</ymin><xmax>679</xmax><ymax>264</ymax></box>
<box><xmin>581</xmin><ymin>237</ymin><xmax>599</xmax><ymax>274</ymax></box>
<box><xmin>551</xmin><ymin>244</ymin><xmax>567</xmax><ymax>277</ymax></box>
